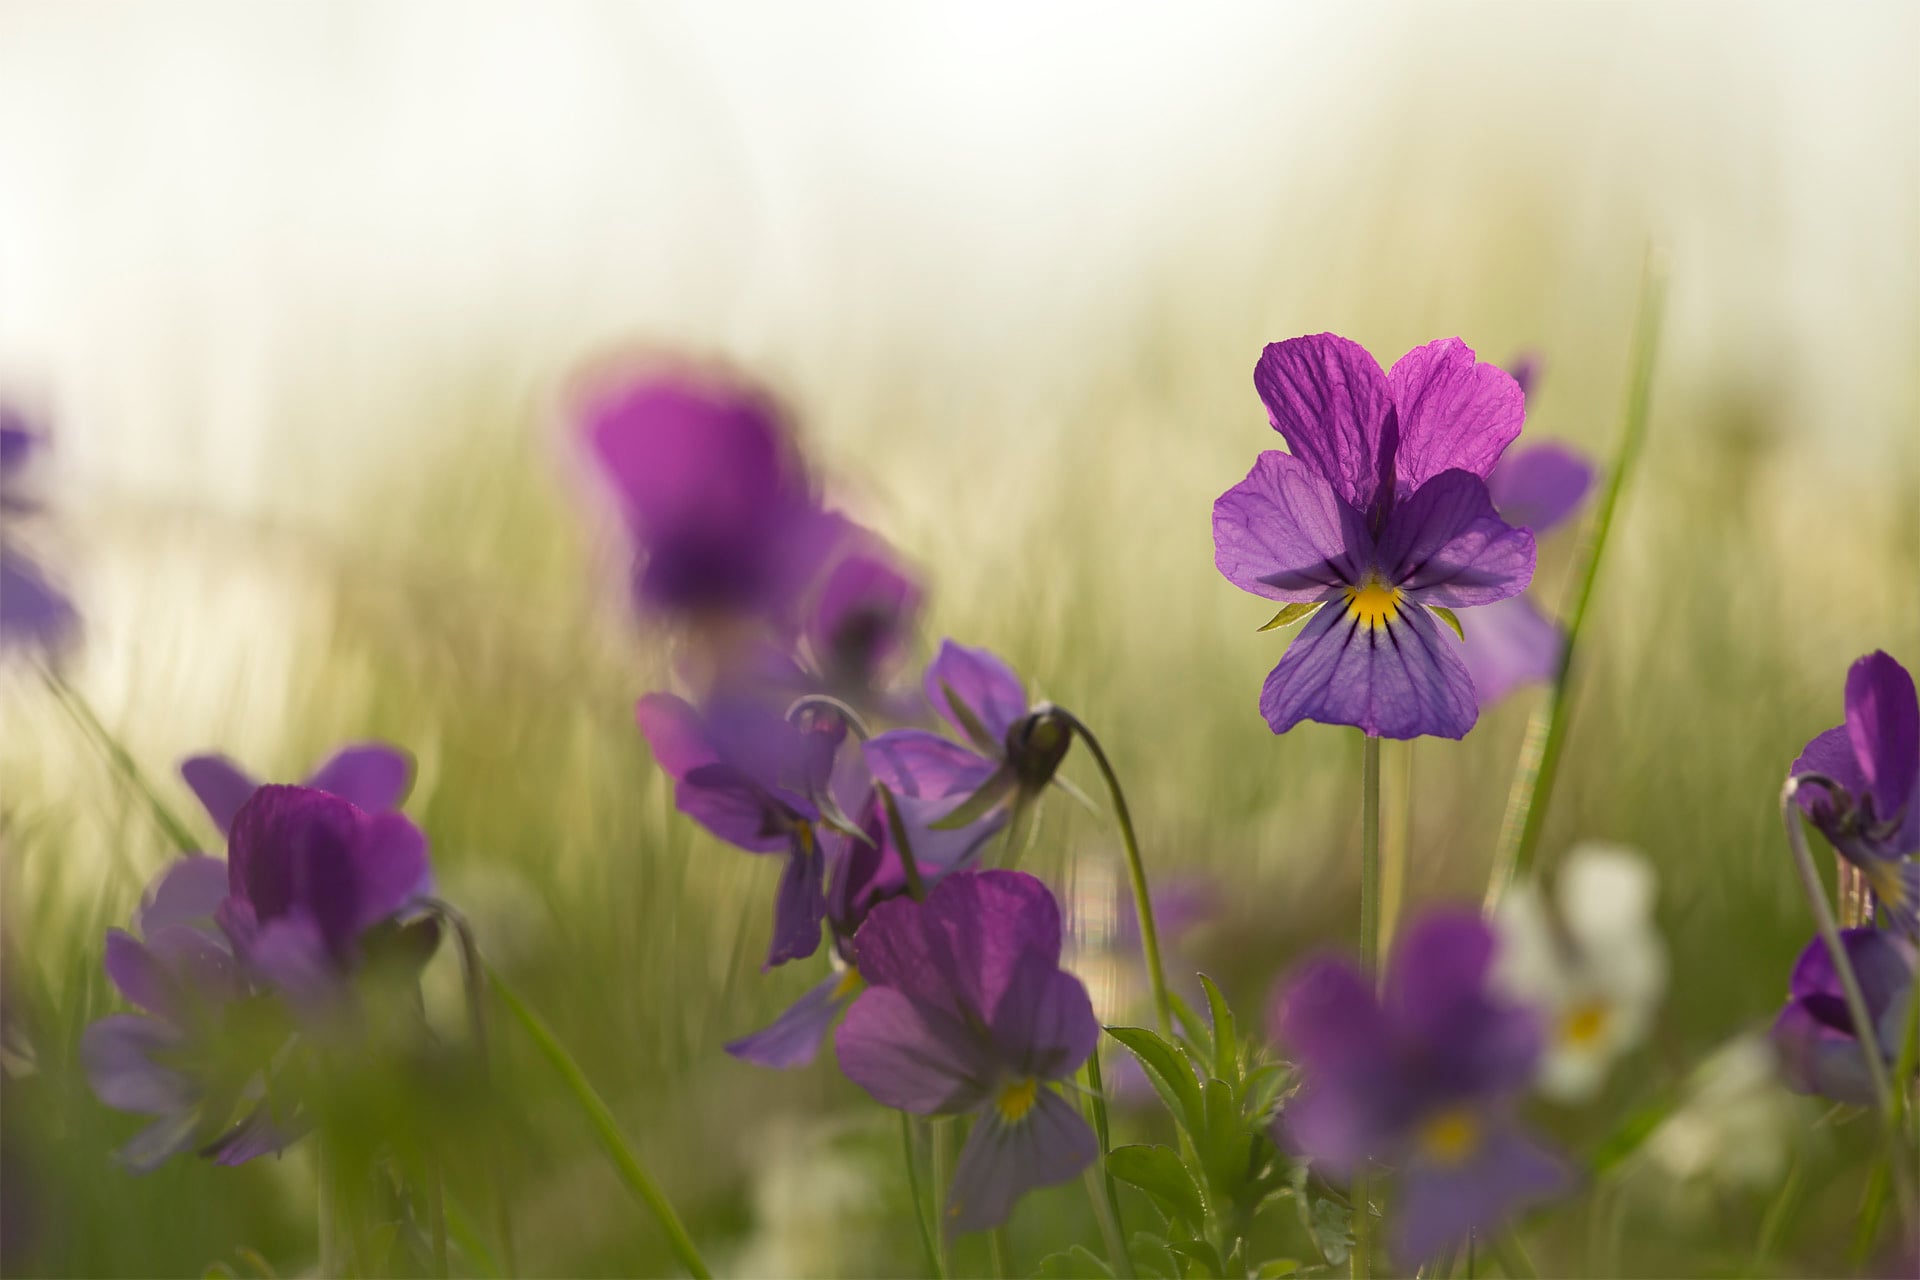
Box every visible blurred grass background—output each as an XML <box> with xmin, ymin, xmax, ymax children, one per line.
<box><xmin>2</xmin><ymin>2</ymin><xmax>1918</xmax><ymax>1276</ymax></box>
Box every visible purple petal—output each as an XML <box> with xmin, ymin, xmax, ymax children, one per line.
<box><xmin>349</xmin><ymin>812</ymin><xmax>432</xmax><ymax>931</ymax></box>
<box><xmin>1486</xmin><ymin>442</ymin><xmax>1594</xmax><ymax>536</ymax></box>
<box><xmin>986</xmin><ymin>956</ymin><xmax>1099</xmax><ymax>1082</ymax></box>
<box><xmin>131</xmin><ymin>856</ymin><xmax>230</xmax><ymax>938</ymax></box>
<box><xmin>201</xmin><ymin>1106</ymin><xmax>296</xmax><ymax>1166</ymax></box>
<box><xmin>808</xmin><ymin>547</ymin><xmax>923</xmax><ymax>688</ymax></box>
<box><xmin>119</xmin><ymin>1111</ymin><xmax>203</xmax><ymax>1173</ymax></box>
<box><xmin>635</xmin><ymin>693</ymin><xmax>721</xmax><ymax>781</ymax></box>
<box><xmin>852</xmin><ymin>870</ymin><xmax>1063</xmax><ymax>1018</ymax></box>
<box><xmin>835</xmin><ymin>986</ymin><xmax>995</xmax><ymax>1113</ymax></box>
<box><xmin>1385</xmin><ymin>911</ymin><xmax>1496</xmax><ymax>1022</ymax></box>
<box><xmin>81</xmin><ymin>1016</ymin><xmax>194</xmax><ymax>1114</ymax></box>
<box><xmin>1792</xmin><ymin>725</ymin><xmax>1866</xmax><ymax>813</ymax></box>
<box><xmin>1504</xmin><ymin>353</ymin><xmax>1541</xmax><ymax>401</ymax></box>
<box><xmin>1252</xmin><ymin>335</ymin><xmax>1396</xmax><ymax>516</ymax></box>
<box><xmin>143</xmin><ymin>925</ymin><xmax>240</xmax><ymax>1004</ymax></box>
<box><xmin>1772</xmin><ymin>996</ymin><xmax>1879</xmax><ymax>1106</ymax></box>
<box><xmin>1845</xmin><ymin>652</ymin><xmax>1919</xmax><ymax>829</ymax></box>
<box><xmin>179</xmin><ymin>755</ymin><xmax>260</xmax><ymax>836</ymax></box>
<box><xmin>0</xmin><ymin>550</ymin><xmax>78</xmax><ymax>650</ymax></box>
<box><xmin>303</xmin><ymin>743</ymin><xmax>414</xmax><ymax>814</ymax></box>
<box><xmin>104</xmin><ymin>931</ymin><xmax>179</xmax><ymax>1020</ymax></box>
<box><xmin>1386</xmin><ymin>339</ymin><xmax>1525</xmax><ymax>495</ymax></box>
<box><xmin>1379</xmin><ymin>471</ymin><xmax>1536</xmax><ymax>608</ymax></box>
<box><xmin>1391</xmin><ymin>1122</ymin><xmax>1573</xmax><ymax>1269</ymax></box>
<box><xmin>248</xmin><ymin>917</ymin><xmax>343</xmax><ymax>1012</ymax></box>
<box><xmin>1213</xmin><ymin>451</ymin><xmax>1367</xmax><ymax>601</ymax></box>
<box><xmin>1272</xmin><ymin>956</ymin><xmax>1387</xmax><ymax>1075</ymax></box>
<box><xmin>1258</xmin><ymin>599</ymin><xmax>1479</xmax><ymax>741</ymax></box>
<box><xmin>672</xmin><ymin>770</ymin><xmax>792</xmax><ymax>853</ymax></box>
<box><xmin>1787</xmin><ymin>928</ymin><xmax>1914</xmax><ymax>1022</ymax></box>
<box><xmin>945</xmin><ymin>1088</ymin><xmax>1097</xmax><ymax>1235</ymax></box>
<box><xmin>923</xmin><ymin>641</ymin><xmax>1028</xmax><ymax>750</ymax></box>
<box><xmin>864</xmin><ymin>730</ymin><xmax>1000</xmax><ymax>801</ymax></box>
<box><xmin>765</xmin><ymin>840</ymin><xmax>827</xmax><ymax>968</ymax></box>
<box><xmin>1388</xmin><ymin>911</ymin><xmax>1542</xmax><ymax>1097</ymax></box>
<box><xmin>1459</xmin><ymin>595</ymin><xmax>1561</xmax><ymax>707</ymax></box>
<box><xmin>725</xmin><ymin>972</ymin><xmax>858</xmax><ymax>1069</ymax></box>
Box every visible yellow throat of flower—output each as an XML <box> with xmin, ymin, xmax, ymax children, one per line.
<box><xmin>994</xmin><ymin>1077</ymin><xmax>1041</xmax><ymax>1123</ymax></box>
<box><xmin>1416</xmin><ymin>1107</ymin><xmax>1482</xmax><ymax>1166</ymax></box>
<box><xmin>1343</xmin><ymin>576</ymin><xmax>1404</xmax><ymax>630</ymax></box>
<box><xmin>1559</xmin><ymin>1000</ymin><xmax>1612</xmax><ymax>1048</ymax></box>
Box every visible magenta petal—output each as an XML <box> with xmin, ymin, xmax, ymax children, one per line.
<box><xmin>304</xmin><ymin>743</ymin><xmax>413</xmax><ymax>814</ymax></box>
<box><xmin>1379</xmin><ymin>471</ymin><xmax>1535</xmax><ymax>608</ymax></box>
<box><xmin>1252</xmin><ymin>335</ymin><xmax>1397</xmax><ymax>515</ymax></box>
<box><xmin>1844</xmin><ymin>651</ymin><xmax>1919</xmax><ymax>827</ymax></box>
<box><xmin>350</xmin><ymin>812</ymin><xmax>431</xmax><ymax>931</ymax></box>
<box><xmin>1486</xmin><ymin>443</ymin><xmax>1594</xmax><ymax>536</ymax></box>
<box><xmin>1386</xmin><ymin>339</ymin><xmax>1525</xmax><ymax>494</ymax></box>
<box><xmin>1272</xmin><ymin>956</ymin><xmax>1387</xmax><ymax>1075</ymax></box>
<box><xmin>923</xmin><ymin>641</ymin><xmax>1028</xmax><ymax>749</ymax></box>
<box><xmin>1459</xmin><ymin>595</ymin><xmax>1561</xmax><ymax>707</ymax></box>
<box><xmin>81</xmin><ymin>1016</ymin><xmax>194</xmax><ymax>1114</ymax></box>
<box><xmin>1391</xmin><ymin>1124</ymin><xmax>1573</xmax><ymax>1269</ymax></box>
<box><xmin>1213</xmin><ymin>451</ymin><xmax>1367</xmax><ymax>601</ymax></box>
<box><xmin>835</xmin><ymin>986</ymin><xmax>994</xmax><ymax>1114</ymax></box>
<box><xmin>808</xmin><ymin>548</ymin><xmax>923</xmax><ymax>685</ymax></box>
<box><xmin>945</xmin><ymin>1088</ymin><xmax>1097</xmax><ymax>1236</ymax></box>
<box><xmin>131</xmin><ymin>855</ymin><xmax>229</xmax><ymax>940</ymax></box>
<box><xmin>179</xmin><ymin>755</ymin><xmax>260</xmax><ymax>835</ymax></box>
<box><xmin>725</xmin><ymin>974</ymin><xmax>855</xmax><ymax>1069</ymax></box>
<box><xmin>1259</xmin><ymin>601</ymin><xmax>1479</xmax><ymax>741</ymax></box>
<box><xmin>865</xmin><ymin>730</ymin><xmax>1000</xmax><ymax>801</ymax></box>
<box><xmin>635</xmin><ymin>693</ymin><xmax>721</xmax><ymax>780</ymax></box>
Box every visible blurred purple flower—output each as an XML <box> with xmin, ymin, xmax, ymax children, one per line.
<box><xmin>180</xmin><ymin>741</ymin><xmax>414</xmax><ymax>836</ymax></box>
<box><xmin>1771</xmin><ymin>927</ymin><xmax>1915</xmax><ymax>1107</ymax></box>
<box><xmin>835</xmin><ymin>870</ymin><xmax>1099</xmax><ymax>1235</ymax></box>
<box><xmin>0</xmin><ymin>408</ymin><xmax>78</xmax><ymax>652</ymax></box>
<box><xmin>1272</xmin><ymin>910</ymin><xmax>1572</xmax><ymax>1267</ymax></box>
<box><xmin>1212</xmin><ymin>335</ymin><xmax>1537</xmax><ymax>739</ymax></box>
<box><xmin>1792</xmin><ymin>651</ymin><xmax>1920</xmax><ymax>935</ymax></box>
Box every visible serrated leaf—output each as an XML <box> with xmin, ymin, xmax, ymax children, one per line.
<box><xmin>930</xmin><ymin>764</ymin><xmax>1016</xmax><ymax>829</ymax></box>
<box><xmin>1310</xmin><ymin>1198</ymin><xmax>1352</xmax><ymax>1267</ymax></box>
<box><xmin>1430</xmin><ymin>605</ymin><xmax>1465</xmax><ymax>641</ymax></box>
<box><xmin>1240</xmin><ymin>1061</ymin><xmax>1290</xmax><ymax>1123</ymax></box>
<box><xmin>1196</xmin><ymin>974</ymin><xmax>1237</xmax><ymax>1086</ymax></box>
<box><xmin>1196</xmin><ymin>1078</ymin><xmax>1253</xmax><ymax>1199</ymax></box>
<box><xmin>1106</xmin><ymin>1027</ymin><xmax>1204</xmax><ymax>1135</ymax></box>
<box><xmin>1107</xmin><ymin>1144</ymin><xmax>1206</xmax><ymax>1228</ymax></box>
<box><xmin>1168</xmin><ymin>989</ymin><xmax>1211</xmax><ymax>1056</ymax></box>
<box><xmin>1257</xmin><ymin>602</ymin><xmax>1323</xmax><ymax>632</ymax></box>
<box><xmin>1032</xmin><ymin>1244</ymin><xmax>1116</xmax><ymax>1278</ymax></box>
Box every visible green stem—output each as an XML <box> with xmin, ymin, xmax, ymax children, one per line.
<box><xmin>427</xmin><ymin>1158</ymin><xmax>450</xmax><ymax>1279</ymax></box>
<box><xmin>1490</xmin><ymin>1235</ymin><xmax>1538</xmax><ymax>1279</ymax></box>
<box><xmin>1352</xmin><ymin>733</ymin><xmax>1381</xmax><ymax>1280</ymax></box>
<box><xmin>902</xmin><ymin>1114</ymin><xmax>944</xmax><ymax>1279</ymax></box>
<box><xmin>878</xmin><ymin>783</ymin><xmax>929</xmax><ymax>902</ymax></box>
<box><xmin>1484</xmin><ymin>255</ymin><xmax>1667</xmax><ymax>911</ymax></box>
<box><xmin>1082</xmin><ymin>1044</ymin><xmax>1134</xmax><ymax>1279</ymax></box>
<box><xmin>1056</xmin><ymin>709</ymin><xmax>1173</xmax><ymax>1039</ymax></box>
<box><xmin>490</xmin><ymin>971</ymin><xmax>712</xmax><ymax>1278</ymax></box>
<box><xmin>317</xmin><ymin>1136</ymin><xmax>342</xmax><ymax>1278</ymax></box>
<box><xmin>1379</xmin><ymin>740</ymin><xmax>1413</xmax><ymax>969</ymax></box>
<box><xmin>932</xmin><ymin>1121</ymin><xmax>958</xmax><ymax>1276</ymax></box>
<box><xmin>989</xmin><ymin>1226</ymin><xmax>1011</xmax><ymax>1279</ymax></box>
<box><xmin>42</xmin><ymin>666</ymin><xmax>200</xmax><ymax>854</ymax></box>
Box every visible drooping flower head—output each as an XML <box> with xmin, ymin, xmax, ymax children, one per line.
<box><xmin>1272</xmin><ymin>910</ymin><xmax>1572</xmax><ymax>1266</ymax></box>
<box><xmin>180</xmin><ymin>741</ymin><xmax>414</xmax><ymax>836</ymax></box>
<box><xmin>1790</xmin><ymin>651</ymin><xmax>1920</xmax><ymax>934</ymax></box>
<box><xmin>1770</xmin><ymin>927</ymin><xmax>1916</xmax><ymax>1107</ymax></box>
<box><xmin>0</xmin><ymin>406</ymin><xmax>78</xmax><ymax>652</ymax></box>
<box><xmin>1212</xmin><ymin>336</ymin><xmax>1538</xmax><ymax>739</ymax></box>
<box><xmin>1491</xmin><ymin>844</ymin><xmax>1666</xmax><ymax>1101</ymax></box>
<box><xmin>835</xmin><ymin>870</ymin><xmax>1099</xmax><ymax>1235</ymax></box>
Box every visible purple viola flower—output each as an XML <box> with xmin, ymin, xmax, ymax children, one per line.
<box><xmin>1791</xmin><ymin>651</ymin><xmax>1920</xmax><ymax>935</ymax></box>
<box><xmin>864</xmin><ymin>639</ymin><xmax>1072</xmax><ymax>824</ymax></box>
<box><xmin>180</xmin><ymin>741</ymin><xmax>414</xmax><ymax>836</ymax></box>
<box><xmin>1272</xmin><ymin>909</ymin><xmax>1572</xmax><ymax>1267</ymax></box>
<box><xmin>1212</xmin><ymin>336</ymin><xmax>1538</xmax><ymax>739</ymax></box>
<box><xmin>835</xmin><ymin>870</ymin><xmax>1099</xmax><ymax>1235</ymax></box>
<box><xmin>1771</xmin><ymin>927</ymin><xmax>1916</xmax><ymax>1107</ymax></box>
<box><xmin>579</xmin><ymin>366</ymin><xmax>845</xmax><ymax>625</ymax></box>
<box><xmin>802</xmin><ymin>544</ymin><xmax>924</xmax><ymax>708</ymax></box>
<box><xmin>0</xmin><ymin>408</ymin><xmax>79</xmax><ymax>652</ymax></box>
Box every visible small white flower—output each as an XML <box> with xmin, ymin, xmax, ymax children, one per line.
<box><xmin>1643</xmin><ymin>1033</ymin><xmax>1800</xmax><ymax>1191</ymax></box>
<box><xmin>1493</xmin><ymin>842</ymin><xmax>1668</xmax><ymax>1102</ymax></box>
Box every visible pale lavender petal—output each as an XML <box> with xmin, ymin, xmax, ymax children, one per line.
<box><xmin>987</xmin><ymin>956</ymin><xmax>1099</xmax><ymax>1081</ymax></box>
<box><xmin>1458</xmin><ymin>595</ymin><xmax>1561</xmax><ymax>706</ymax></box>
<box><xmin>765</xmin><ymin>841</ymin><xmax>827</xmax><ymax>968</ymax></box>
<box><xmin>1392</xmin><ymin>1124</ymin><xmax>1573</xmax><ymax>1268</ymax></box>
<box><xmin>202</xmin><ymin>1106</ymin><xmax>295</xmax><ymax>1166</ymax></box>
<box><xmin>303</xmin><ymin>743</ymin><xmax>413</xmax><ymax>814</ymax></box>
<box><xmin>81</xmin><ymin>1016</ymin><xmax>194</xmax><ymax>1114</ymax></box>
<box><xmin>725</xmin><ymin>973</ymin><xmax>857</xmax><ymax>1068</ymax></box>
<box><xmin>924</xmin><ymin>641</ymin><xmax>1028</xmax><ymax>749</ymax></box>
<box><xmin>1379</xmin><ymin>471</ymin><xmax>1535</xmax><ymax>608</ymax></box>
<box><xmin>103</xmin><ymin>931</ymin><xmax>181</xmax><ymax>1020</ymax></box>
<box><xmin>0</xmin><ymin>551</ymin><xmax>77</xmax><ymax>649</ymax></box>
<box><xmin>864</xmin><ymin>730</ymin><xmax>1000</xmax><ymax>801</ymax></box>
<box><xmin>1486</xmin><ymin>443</ymin><xmax>1594</xmax><ymax>536</ymax></box>
<box><xmin>143</xmin><ymin>925</ymin><xmax>239</xmax><ymax>1004</ymax></box>
<box><xmin>1252</xmin><ymin>335</ymin><xmax>1396</xmax><ymax>515</ymax></box>
<box><xmin>945</xmin><ymin>1088</ymin><xmax>1097</xmax><ymax>1235</ymax></box>
<box><xmin>179</xmin><ymin>755</ymin><xmax>260</xmax><ymax>836</ymax></box>
<box><xmin>1772</xmin><ymin>997</ymin><xmax>1877</xmax><ymax>1106</ymax></box>
<box><xmin>132</xmin><ymin>856</ymin><xmax>230</xmax><ymax>938</ymax></box>
<box><xmin>1845</xmin><ymin>652</ymin><xmax>1919</xmax><ymax>827</ymax></box>
<box><xmin>1213</xmin><ymin>451</ymin><xmax>1371</xmax><ymax>602</ymax></box>
<box><xmin>248</xmin><ymin>917</ymin><xmax>342</xmax><ymax>1013</ymax></box>
<box><xmin>1258</xmin><ymin>600</ymin><xmax>1479</xmax><ymax>741</ymax></box>
<box><xmin>1386</xmin><ymin>339</ymin><xmax>1525</xmax><ymax>494</ymax></box>
<box><xmin>834</xmin><ymin>986</ymin><xmax>995</xmax><ymax>1114</ymax></box>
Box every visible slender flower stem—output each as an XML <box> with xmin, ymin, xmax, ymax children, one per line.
<box><xmin>428</xmin><ymin>900</ymin><xmax>518</xmax><ymax>1276</ymax></box>
<box><xmin>1484</xmin><ymin>255</ymin><xmax>1668</xmax><ymax>912</ymax></box>
<box><xmin>1379</xmin><ymin>741</ymin><xmax>1413</xmax><ymax>969</ymax></box>
<box><xmin>1082</xmin><ymin>1044</ymin><xmax>1134</xmax><ymax>1279</ymax></box>
<box><xmin>989</xmin><ymin>1226</ymin><xmax>1011</xmax><ymax>1279</ymax></box>
<box><xmin>41</xmin><ymin>665</ymin><xmax>200</xmax><ymax>855</ymax></box>
<box><xmin>426</xmin><ymin>1158</ymin><xmax>451</xmax><ymax>1279</ymax></box>
<box><xmin>931</xmin><ymin>1121</ymin><xmax>958</xmax><ymax>1276</ymax></box>
<box><xmin>1352</xmin><ymin>732</ymin><xmax>1382</xmax><ymax>1280</ymax></box>
<box><xmin>1779</xmin><ymin>776</ymin><xmax>1917</xmax><ymax>1224</ymax></box>
<box><xmin>317</xmin><ymin>1136</ymin><xmax>343</xmax><ymax>1278</ymax></box>
<box><xmin>490</xmin><ymin>971</ymin><xmax>712</xmax><ymax>1278</ymax></box>
<box><xmin>901</xmin><ymin>1114</ymin><xmax>944</xmax><ymax>1279</ymax></box>
<box><xmin>1054</xmin><ymin>709</ymin><xmax>1173</xmax><ymax>1039</ymax></box>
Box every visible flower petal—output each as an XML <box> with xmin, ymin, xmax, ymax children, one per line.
<box><xmin>1391</xmin><ymin>1122</ymin><xmax>1573</xmax><ymax>1269</ymax></box>
<box><xmin>1386</xmin><ymin>339</ymin><xmax>1525</xmax><ymax>495</ymax></box>
<box><xmin>350</xmin><ymin>812</ymin><xmax>432</xmax><ymax>931</ymax></box>
<box><xmin>945</xmin><ymin>1088</ymin><xmax>1097</xmax><ymax>1236</ymax></box>
<box><xmin>1458</xmin><ymin>595</ymin><xmax>1560</xmax><ymax>707</ymax></box>
<box><xmin>1378</xmin><ymin>471</ymin><xmax>1535</xmax><ymax>608</ymax></box>
<box><xmin>923</xmin><ymin>640</ymin><xmax>1028</xmax><ymax>750</ymax></box>
<box><xmin>1792</xmin><ymin>724</ymin><xmax>1865</xmax><ymax>813</ymax></box>
<box><xmin>1487</xmin><ymin>442</ymin><xmax>1594</xmax><ymax>536</ymax></box>
<box><xmin>132</xmin><ymin>856</ymin><xmax>230</xmax><ymax>938</ymax></box>
<box><xmin>864</xmin><ymin>730</ymin><xmax>1000</xmax><ymax>801</ymax></box>
<box><xmin>1258</xmin><ymin>600</ymin><xmax>1479</xmax><ymax>740</ymax></box>
<box><xmin>853</xmin><ymin>870</ymin><xmax>1063</xmax><ymax>1018</ymax></box>
<box><xmin>725</xmin><ymin>973</ymin><xmax>856</xmax><ymax>1069</ymax></box>
<box><xmin>179</xmin><ymin>754</ymin><xmax>260</xmax><ymax>836</ymax></box>
<box><xmin>834</xmin><ymin>986</ymin><xmax>994</xmax><ymax>1114</ymax></box>
<box><xmin>0</xmin><ymin>549</ymin><xmax>77</xmax><ymax>650</ymax></box>
<box><xmin>987</xmin><ymin>956</ymin><xmax>1099</xmax><ymax>1082</ymax></box>
<box><xmin>1787</xmin><ymin>927</ymin><xmax>1914</xmax><ymax>1023</ymax></box>
<box><xmin>808</xmin><ymin>547</ymin><xmax>923</xmax><ymax>689</ymax></box>
<box><xmin>303</xmin><ymin>743</ymin><xmax>414</xmax><ymax>814</ymax></box>
<box><xmin>119</xmin><ymin>1110</ymin><xmax>204</xmax><ymax>1173</ymax></box>
<box><xmin>1252</xmin><ymin>335</ymin><xmax>1396</xmax><ymax>515</ymax></box>
<box><xmin>1844</xmin><ymin>651</ymin><xmax>1919</xmax><ymax>832</ymax></box>
<box><xmin>1772</xmin><ymin>996</ymin><xmax>1878</xmax><ymax>1107</ymax></box>
<box><xmin>1213</xmin><ymin>450</ymin><xmax>1369</xmax><ymax>601</ymax></box>
<box><xmin>635</xmin><ymin>693</ymin><xmax>720</xmax><ymax>781</ymax></box>
<box><xmin>81</xmin><ymin>1016</ymin><xmax>195</xmax><ymax>1114</ymax></box>
<box><xmin>1271</xmin><ymin>956</ymin><xmax>1387</xmax><ymax>1075</ymax></box>
<box><xmin>765</xmin><ymin>840</ymin><xmax>827</xmax><ymax>968</ymax></box>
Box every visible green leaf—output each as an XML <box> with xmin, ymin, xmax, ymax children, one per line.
<box><xmin>1588</xmin><ymin>1093</ymin><xmax>1675</xmax><ymax>1175</ymax></box>
<box><xmin>1167</xmin><ymin>990</ymin><xmax>1212</xmax><ymax>1057</ymax></box>
<box><xmin>929</xmin><ymin>764</ymin><xmax>1017</xmax><ymax>829</ymax></box>
<box><xmin>1240</xmin><ymin>1061</ymin><xmax>1291</xmax><ymax>1124</ymax></box>
<box><xmin>1032</xmin><ymin>1245</ymin><xmax>1117</xmax><ymax>1278</ymax></box>
<box><xmin>1106</xmin><ymin>1026</ymin><xmax>1204</xmax><ymax>1134</ymax></box>
<box><xmin>1254</xmin><ymin>1260</ymin><xmax>1302</xmax><ymax>1278</ymax></box>
<box><xmin>1257</xmin><ymin>602</ymin><xmax>1323</xmax><ymax>632</ymax></box>
<box><xmin>1196</xmin><ymin>1078</ymin><xmax>1253</xmax><ymax>1199</ymax></box>
<box><xmin>1430</xmin><ymin>605</ymin><xmax>1465</xmax><ymax>640</ymax></box>
<box><xmin>1127</xmin><ymin>1232</ymin><xmax>1179</xmax><ymax>1280</ymax></box>
<box><xmin>1165</xmin><ymin>1237</ymin><xmax>1225</xmax><ymax>1278</ymax></box>
<box><xmin>1196</xmin><ymin>974</ymin><xmax>1237</xmax><ymax>1086</ymax></box>
<box><xmin>1107</xmin><ymin>1144</ymin><xmax>1207</xmax><ymax>1228</ymax></box>
<box><xmin>1310</xmin><ymin>1198</ymin><xmax>1352</xmax><ymax>1267</ymax></box>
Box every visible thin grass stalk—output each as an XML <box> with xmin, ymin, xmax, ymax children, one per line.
<box><xmin>1490</xmin><ymin>1235</ymin><xmax>1538</xmax><ymax>1279</ymax></box>
<box><xmin>42</xmin><ymin>665</ymin><xmax>200</xmax><ymax>855</ymax></box>
<box><xmin>489</xmin><ymin>971</ymin><xmax>712</xmax><ymax>1278</ymax></box>
<box><xmin>901</xmin><ymin>1113</ymin><xmax>944</xmax><ymax>1279</ymax></box>
<box><xmin>1484</xmin><ymin>255</ymin><xmax>1668</xmax><ymax>911</ymax></box>
<box><xmin>932</xmin><ymin>1120</ymin><xmax>958</xmax><ymax>1276</ymax></box>
<box><xmin>989</xmin><ymin>1226</ymin><xmax>1012</xmax><ymax>1279</ymax></box>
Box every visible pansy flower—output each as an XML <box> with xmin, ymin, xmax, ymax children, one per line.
<box><xmin>1770</xmin><ymin>927</ymin><xmax>1916</xmax><ymax>1107</ymax></box>
<box><xmin>1790</xmin><ymin>651</ymin><xmax>1920</xmax><ymax>934</ymax></box>
<box><xmin>0</xmin><ymin>407</ymin><xmax>78</xmax><ymax>652</ymax></box>
<box><xmin>180</xmin><ymin>741</ymin><xmax>414</xmax><ymax>836</ymax></box>
<box><xmin>835</xmin><ymin>870</ymin><xmax>1099</xmax><ymax>1234</ymax></box>
<box><xmin>1492</xmin><ymin>844</ymin><xmax>1666</xmax><ymax>1101</ymax></box>
<box><xmin>1212</xmin><ymin>336</ymin><xmax>1537</xmax><ymax>739</ymax></box>
<box><xmin>1273</xmin><ymin>909</ymin><xmax>1572</xmax><ymax>1267</ymax></box>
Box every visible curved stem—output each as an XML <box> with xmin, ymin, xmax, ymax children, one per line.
<box><xmin>784</xmin><ymin>694</ymin><xmax>872</xmax><ymax>740</ymax></box>
<box><xmin>1379</xmin><ymin>741</ymin><xmax>1414</xmax><ymax>968</ymax></box>
<box><xmin>1054</xmin><ymin>709</ymin><xmax>1173</xmax><ymax>1039</ymax></box>
<box><xmin>1352</xmin><ymin>733</ymin><xmax>1382</xmax><ymax>1280</ymax></box>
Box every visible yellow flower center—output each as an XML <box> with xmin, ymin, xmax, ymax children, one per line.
<box><xmin>795</xmin><ymin>821</ymin><xmax>816</xmax><ymax>856</ymax></box>
<box><xmin>1560</xmin><ymin>1000</ymin><xmax>1611</xmax><ymax>1048</ymax></box>
<box><xmin>1343</xmin><ymin>576</ymin><xmax>1403</xmax><ymax>630</ymax></box>
<box><xmin>1867</xmin><ymin>860</ymin><xmax>1910</xmax><ymax>909</ymax></box>
<box><xmin>1416</xmin><ymin>1107</ymin><xmax>1481</xmax><ymax>1166</ymax></box>
<box><xmin>831</xmin><ymin>967</ymin><xmax>865</xmax><ymax>1000</ymax></box>
<box><xmin>994</xmin><ymin>1077</ymin><xmax>1041</xmax><ymax>1124</ymax></box>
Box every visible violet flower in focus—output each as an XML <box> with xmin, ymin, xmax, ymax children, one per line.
<box><xmin>180</xmin><ymin>741</ymin><xmax>415</xmax><ymax>836</ymax></box>
<box><xmin>835</xmin><ymin>870</ymin><xmax>1099</xmax><ymax>1235</ymax></box>
<box><xmin>1212</xmin><ymin>336</ymin><xmax>1538</xmax><ymax>739</ymax></box>
<box><xmin>0</xmin><ymin>408</ymin><xmax>78</xmax><ymax>652</ymax></box>
<box><xmin>1770</xmin><ymin>927</ymin><xmax>1916</xmax><ymax>1107</ymax></box>
<box><xmin>1791</xmin><ymin>651</ymin><xmax>1920</xmax><ymax>934</ymax></box>
<box><xmin>1272</xmin><ymin>910</ymin><xmax>1572</xmax><ymax>1267</ymax></box>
